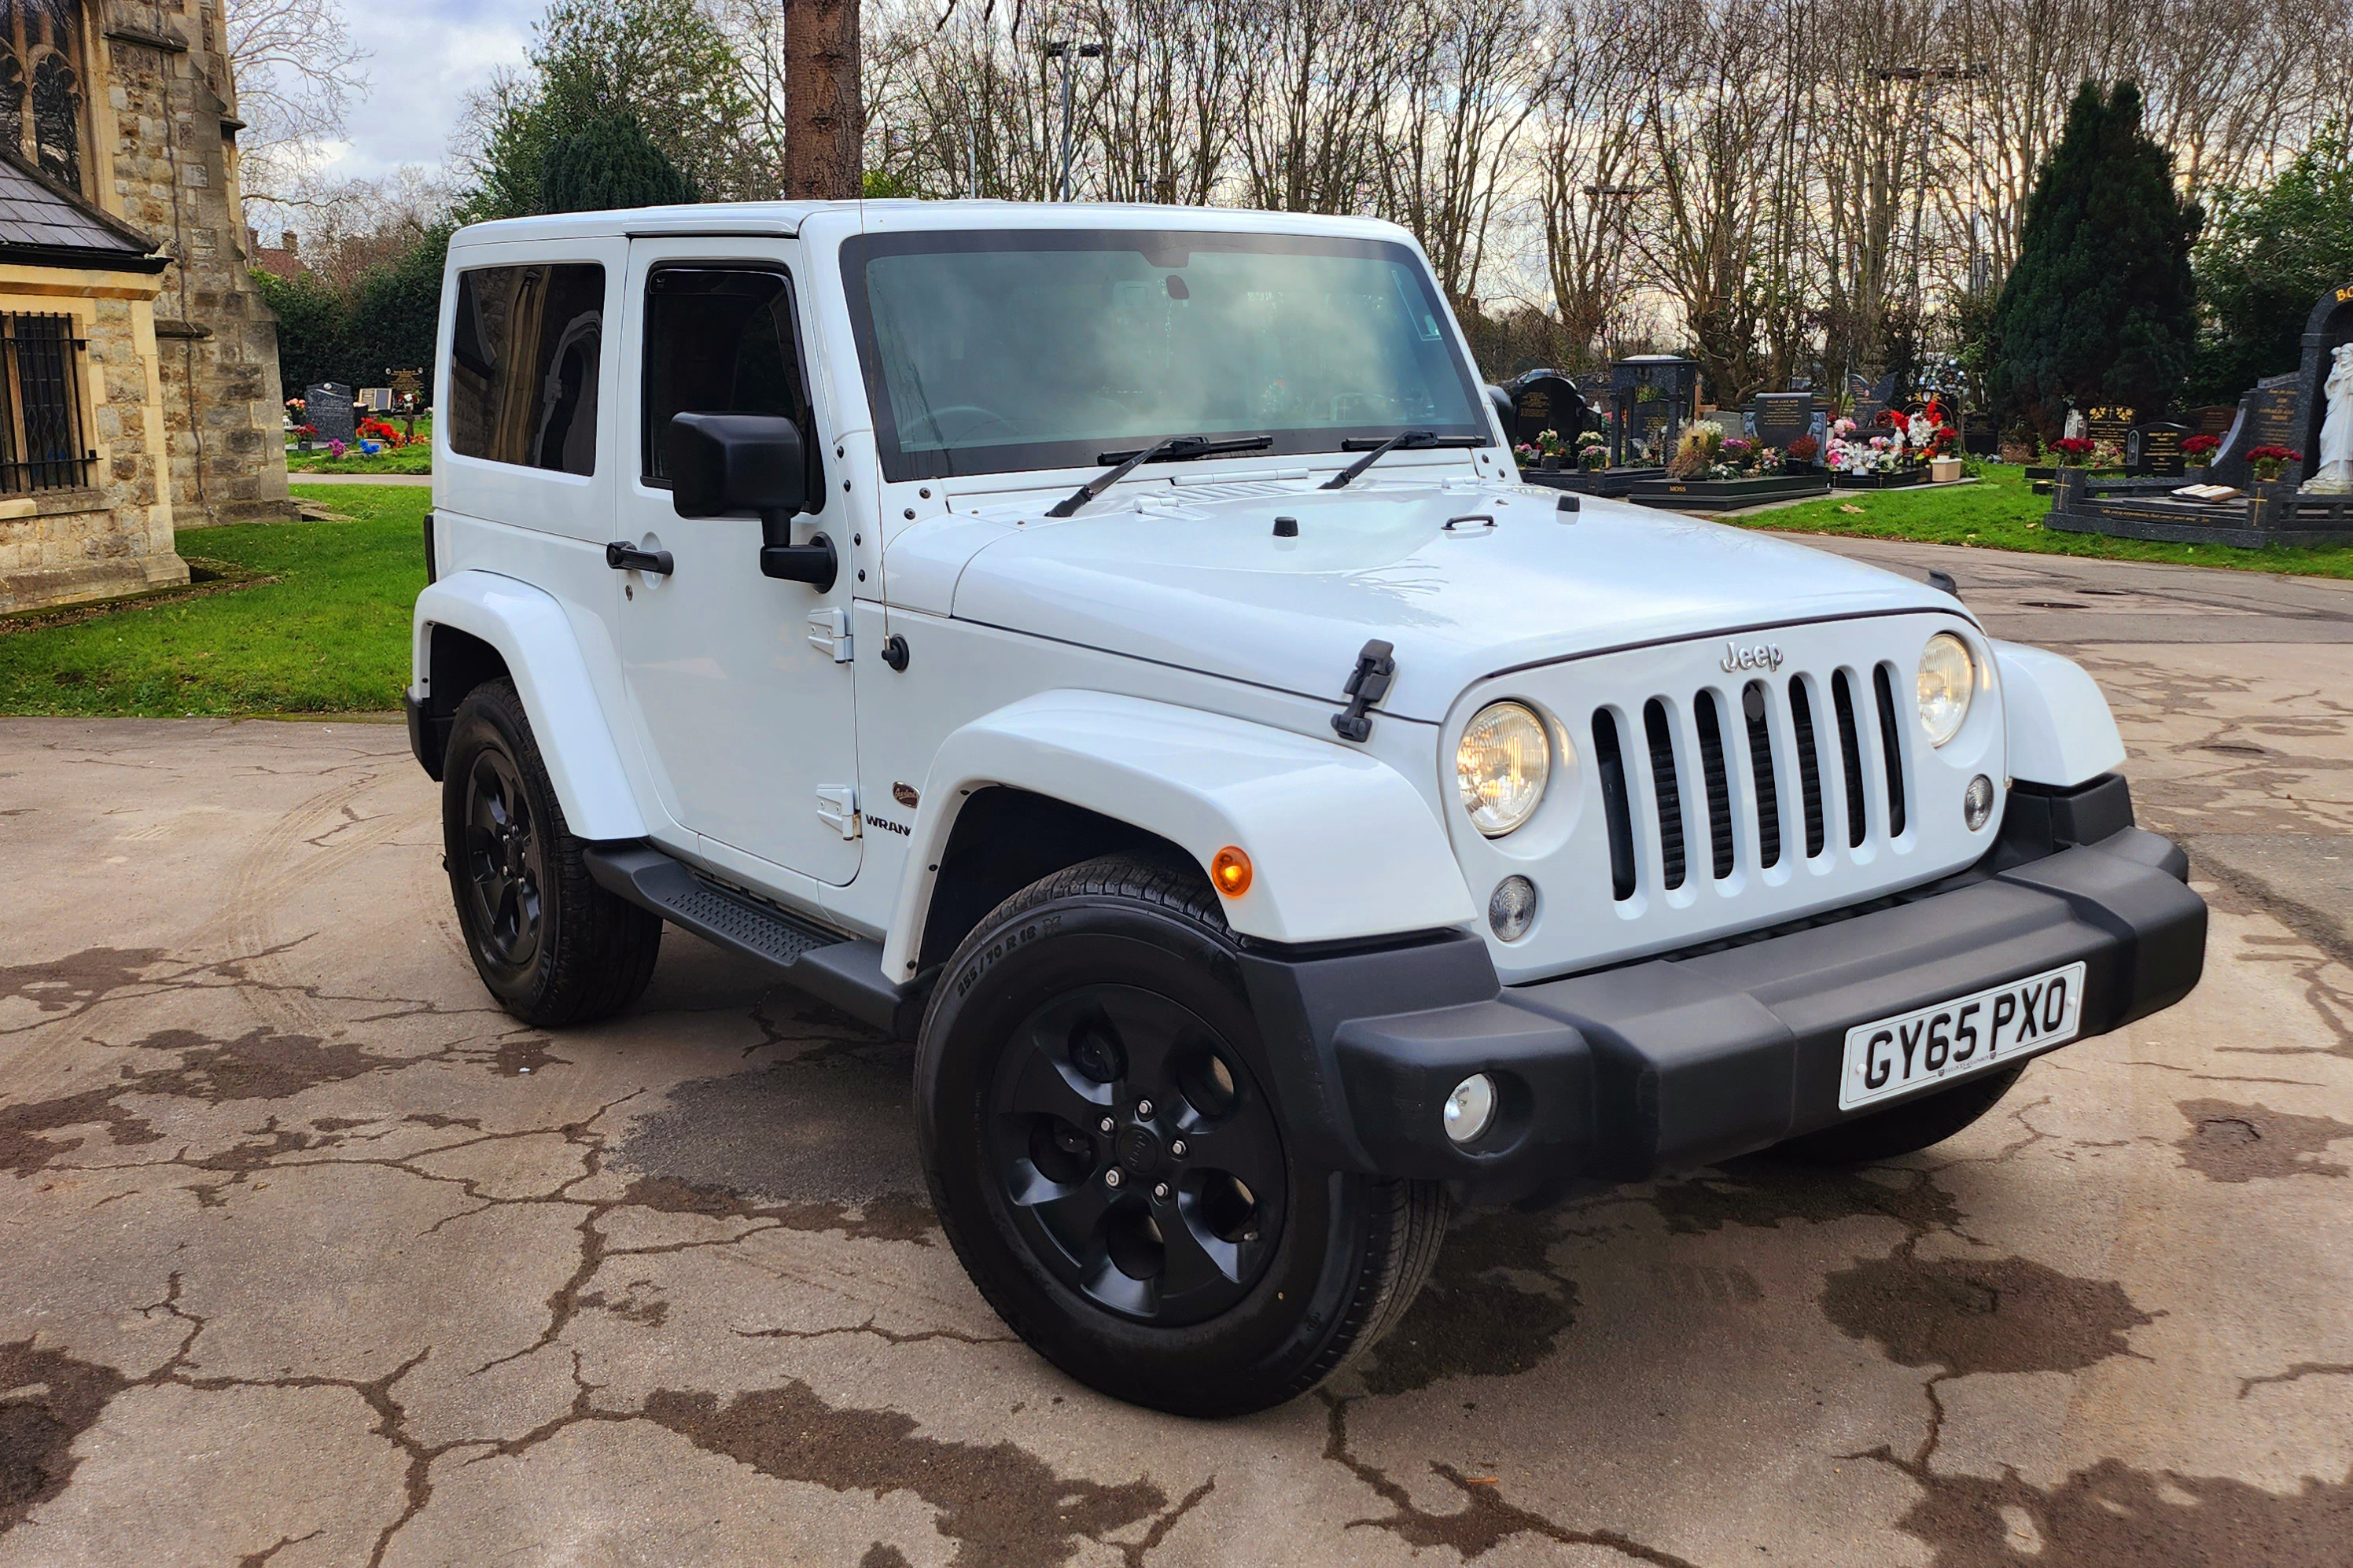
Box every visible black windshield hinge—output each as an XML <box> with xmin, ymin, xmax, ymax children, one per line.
<box><xmin>1331</xmin><ymin>639</ymin><xmax>1396</xmax><ymax>743</ymax></box>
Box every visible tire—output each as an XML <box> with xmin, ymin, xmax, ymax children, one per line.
<box><xmin>915</xmin><ymin>852</ymin><xmax>1448</xmax><ymax>1416</ymax></box>
<box><xmin>441</xmin><ymin>678</ymin><xmax>661</xmax><ymax>1028</ymax></box>
<box><xmin>1778</xmin><ymin>1062</ymin><xmax>2029</xmax><ymax>1165</ymax></box>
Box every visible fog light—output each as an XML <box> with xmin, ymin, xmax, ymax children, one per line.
<box><xmin>1964</xmin><ymin>775</ymin><xmax>1996</xmax><ymax>831</ymax></box>
<box><xmin>1443</xmin><ymin>1073</ymin><xmax>1497</xmax><ymax>1145</ymax></box>
<box><xmin>1488</xmin><ymin>875</ymin><xmax>1537</xmax><ymax>941</ymax></box>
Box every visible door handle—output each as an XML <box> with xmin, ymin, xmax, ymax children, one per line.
<box><xmin>606</xmin><ymin>541</ymin><xmax>674</xmax><ymax>575</ymax></box>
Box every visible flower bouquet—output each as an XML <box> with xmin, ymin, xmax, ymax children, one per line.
<box><xmin>2050</xmin><ymin>437</ymin><xmax>2096</xmax><ymax>466</ymax></box>
<box><xmin>2247</xmin><ymin>445</ymin><xmax>2300</xmax><ymax>482</ymax></box>
<box><xmin>2182</xmin><ymin>434</ymin><xmax>2219</xmax><ymax>469</ymax></box>
<box><xmin>1575</xmin><ymin>429</ymin><xmax>1609</xmax><ymax>470</ymax></box>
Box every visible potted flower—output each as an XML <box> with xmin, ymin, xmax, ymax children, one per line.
<box><xmin>2090</xmin><ymin>438</ymin><xmax>2125</xmax><ymax>473</ymax></box>
<box><xmin>1536</xmin><ymin>428</ymin><xmax>1567</xmax><ymax>471</ymax></box>
<box><xmin>2247</xmin><ymin>445</ymin><xmax>2300</xmax><ymax>483</ymax></box>
<box><xmin>1513</xmin><ymin>441</ymin><xmax>1541</xmax><ymax>470</ymax></box>
<box><xmin>2182</xmin><ymin>434</ymin><xmax>2220</xmax><ymax>469</ymax></box>
<box><xmin>293</xmin><ymin>422</ymin><xmax>319</xmax><ymax>452</ymax></box>
<box><xmin>1787</xmin><ymin>432</ymin><xmax>1820</xmax><ymax>469</ymax></box>
<box><xmin>2051</xmin><ymin>437</ymin><xmax>2096</xmax><ymax>466</ymax></box>
<box><xmin>1575</xmin><ymin>430</ymin><xmax>1609</xmax><ymax>471</ymax></box>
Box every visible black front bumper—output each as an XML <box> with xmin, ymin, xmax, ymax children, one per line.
<box><xmin>1241</xmin><ymin>808</ymin><xmax>2205</xmax><ymax>1205</ymax></box>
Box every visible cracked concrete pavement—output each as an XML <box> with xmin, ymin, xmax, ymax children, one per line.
<box><xmin>3</xmin><ymin>542</ymin><xmax>2351</xmax><ymax>1566</ymax></box>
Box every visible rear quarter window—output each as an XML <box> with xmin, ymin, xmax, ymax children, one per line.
<box><xmin>446</xmin><ymin>262</ymin><xmax>606</xmax><ymax>475</ymax></box>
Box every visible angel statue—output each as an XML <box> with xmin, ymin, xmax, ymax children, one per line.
<box><xmin>2303</xmin><ymin>342</ymin><xmax>2353</xmax><ymax>493</ymax></box>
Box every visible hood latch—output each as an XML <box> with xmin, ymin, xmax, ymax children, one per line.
<box><xmin>1331</xmin><ymin>639</ymin><xmax>1396</xmax><ymax>743</ymax></box>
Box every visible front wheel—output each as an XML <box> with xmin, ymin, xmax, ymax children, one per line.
<box><xmin>915</xmin><ymin>855</ymin><xmax>1446</xmax><ymax>1416</ymax></box>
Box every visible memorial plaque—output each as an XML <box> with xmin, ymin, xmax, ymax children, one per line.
<box><xmin>2190</xmin><ymin>406</ymin><xmax>2237</xmax><ymax>436</ymax></box>
<box><xmin>2249</xmin><ymin>381</ymin><xmax>2299</xmax><ymax>447</ymax></box>
<box><xmin>1850</xmin><ymin>398</ymin><xmax>1888</xmax><ymax>431</ymax></box>
<box><xmin>1508</xmin><ymin>372</ymin><xmax>1585</xmax><ymax>447</ymax></box>
<box><xmin>304</xmin><ymin>381</ymin><xmax>356</xmax><ymax>444</ymax></box>
<box><xmin>2084</xmin><ymin>405</ymin><xmax>2136</xmax><ymax>446</ymax></box>
<box><xmin>2130</xmin><ymin>421</ymin><xmax>2189</xmax><ymax>477</ymax></box>
<box><xmin>1752</xmin><ymin>392</ymin><xmax>1814</xmax><ymax>453</ymax></box>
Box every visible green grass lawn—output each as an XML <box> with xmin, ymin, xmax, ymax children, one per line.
<box><xmin>0</xmin><ymin>484</ymin><xmax>426</xmax><ymax>716</ymax></box>
<box><xmin>1732</xmin><ymin>464</ymin><xmax>2353</xmax><ymax>580</ymax></box>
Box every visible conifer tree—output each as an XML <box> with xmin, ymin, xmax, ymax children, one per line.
<box><xmin>539</xmin><ymin>111</ymin><xmax>698</xmax><ymax>215</ymax></box>
<box><xmin>1990</xmin><ymin>81</ymin><xmax>2202</xmax><ymax>433</ymax></box>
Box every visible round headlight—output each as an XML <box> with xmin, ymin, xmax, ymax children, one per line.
<box><xmin>1917</xmin><ymin>632</ymin><xmax>1976</xmax><ymax>747</ymax></box>
<box><xmin>1456</xmin><ymin>701</ymin><xmax>1550</xmax><ymax>836</ymax></box>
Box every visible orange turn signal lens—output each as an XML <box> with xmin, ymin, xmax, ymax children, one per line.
<box><xmin>1210</xmin><ymin>846</ymin><xmax>1253</xmax><ymax>897</ymax></box>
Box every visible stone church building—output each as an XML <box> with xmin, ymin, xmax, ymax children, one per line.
<box><xmin>0</xmin><ymin>0</ymin><xmax>289</xmax><ymax>613</ymax></box>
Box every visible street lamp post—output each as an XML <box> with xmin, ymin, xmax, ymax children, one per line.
<box><xmin>1041</xmin><ymin>39</ymin><xmax>1107</xmax><ymax>203</ymax></box>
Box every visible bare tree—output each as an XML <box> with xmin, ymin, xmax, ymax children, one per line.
<box><xmin>223</xmin><ymin>0</ymin><xmax>370</xmax><ymax>211</ymax></box>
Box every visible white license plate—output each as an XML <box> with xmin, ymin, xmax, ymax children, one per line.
<box><xmin>1838</xmin><ymin>961</ymin><xmax>2087</xmax><ymax>1112</ymax></box>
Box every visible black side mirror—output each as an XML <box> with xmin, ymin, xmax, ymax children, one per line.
<box><xmin>665</xmin><ymin>412</ymin><xmax>835</xmax><ymax>589</ymax></box>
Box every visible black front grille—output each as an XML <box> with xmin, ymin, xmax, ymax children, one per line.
<box><xmin>1873</xmin><ymin>663</ymin><xmax>1909</xmax><ymax>839</ymax></box>
<box><xmin>1744</xmin><ymin>681</ymin><xmax>1781</xmax><ymax>869</ymax></box>
<box><xmin>1593</xmin><ymin>709</ymin><xmax>1636</xmax><ymax>901</ymax></box>
<box><xmin>1832</xmin><ymin>670</ymin><xmax>1869</xmax><ymax>848</ymax></box>
<box><xmin>1790</xmin><ymin>677</ymin><xmax>1827</xmax><ymax>858</ymax></box>
<box><xmin>1695</xmin><ymin>690</ymin><xmax>1735</xmax><ymax>881</ymax></box>
<box><xmin>1643</xmin><ymin>698</ymin><xmax>1687</xmax><ymax>891</ymax></box>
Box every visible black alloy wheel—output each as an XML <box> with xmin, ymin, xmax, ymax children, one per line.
<box><xmin>989</xmin><ymin>983</ymin><xmax>1284</xmax><ymax>1326</ymax></box>
<box><xmin>440</xmin><ymin>679</ymin><xmax>662</xmax><ymax>1028</ymax></box>
<box><xmin>917</xmin><ymin>852</ymin><xmax>1449</xmax><ymax>1416</ymax></box>
<box><xmin>461</xmin><ymin>748</ymin><xmax>547</xmax><ymax>973</ymax></box>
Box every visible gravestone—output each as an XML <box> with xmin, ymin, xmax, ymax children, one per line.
<box><xmin>304</xmin><ymin>382</ymin><xmax>356</xmax><ymax>444</ymax></box>
<box><xmin>359</xmin><ymin>387</ymin><xmax>395</xmax><ymax>413</ymax></box>
<box><xmin>2083</xmin><ymin>406</ymin><xmax>2135</xmax><ymax>451</ymax></box>
<box><xmin>2209</xmin><ymin>371</ymin><xmax>2303</xmax><ymax>486</ymax></box>
<box><xmin>1751</xmin><ymin>392</ymin><xmax>1814</xmax><ymax>455</ymax></box>
<box><xmin>2189</xmin><ymin>406</ymin><xmax>2238</xmax><ymax>437</ymax></box>
<box><xmin>1507</xmin><ymin>370</ymin><xmax>1587</xmax><ymax>448</ymax></box>
<box><xmin>2129</xmin><ymin>421</ymin><xmax>2189</xmax><ymax>477</ymax></box>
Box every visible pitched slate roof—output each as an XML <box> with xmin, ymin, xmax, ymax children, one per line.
<box><xmin>0</xmin><ymin>147</ymin><xmax>168</xmax><ymax>273</ymax></box>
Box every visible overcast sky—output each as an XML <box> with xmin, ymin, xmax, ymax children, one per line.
<box><xmin>304</xmin><ymin>0</ymin><xmax>540</xmax><ymax>182</ymax></box>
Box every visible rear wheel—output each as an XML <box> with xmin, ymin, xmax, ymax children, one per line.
<box><xmin>441</xmin><ymin>679</ymin><xmax>661</xmax><ymax>1027</ymax></box>
<box><xmin>916</xmin><ymin>854</ymin><xmax>1446</xmax><ymax>1415</ymax></box>
<box><xmin>1780</xmin><ymin>1063</ymin><xmax>2028</xmax><ymax>1165</ymax></box>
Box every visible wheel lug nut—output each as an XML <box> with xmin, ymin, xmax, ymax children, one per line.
<box><xmin>1104</xmin><ymin>1168</ymin><xmax>1124</xmax><ymax>1188</ymax></box>
<box><xmin>1170</xmin><ymin>1139</ymin><xmax>1187</xmax><ymax>1158</ymax></box>
<box><xmin>1152</xmin><ymin>1182</ymin><xmax>1170</xmax><ymax>1201</ymax></box>
<box><xmin>1099</xmin><ymin>1117</ymin><xmax>1115</xmax><ymax>1134</ymax></box>
<box><xmin>1136</xmin><ymin>1099</ymin><xmax>1154</xmax><ymax>1119</ymax></box>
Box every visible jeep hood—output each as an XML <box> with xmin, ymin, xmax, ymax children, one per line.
<box><xmin>939</xmin><ymin>484</ymin><xmax>1966</xmax><ymax>721</ymax></box>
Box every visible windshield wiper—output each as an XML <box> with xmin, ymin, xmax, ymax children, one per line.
<box><xmin>1044</xmin><ymin>433</ymin><xmax>1274</xmax><ymax>517</ymax></box>
<box><xmin>1320</xmin><ymin>429</ymin><xmax>1486</xmax><ymax>490</ymax></box>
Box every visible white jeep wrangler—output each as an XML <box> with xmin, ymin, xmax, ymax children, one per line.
<box><xmin>407</xmin><ymin>201</ymin><xmax>2206</xmax><ymax>1415</ymax></box>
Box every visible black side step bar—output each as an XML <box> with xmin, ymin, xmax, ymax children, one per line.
<box><xmin>584</xmin><ymin>843</ymin><xmax>919</xmax><ymax>1039</ymax></box>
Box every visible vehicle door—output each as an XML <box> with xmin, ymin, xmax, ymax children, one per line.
<box><xmin>609</xmin><ymin>238</ymin><xmax>860</xmax><ymax>886</ymax></box>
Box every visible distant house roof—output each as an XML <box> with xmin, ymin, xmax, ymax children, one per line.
<box><xmin>250</xmin><ymin>237</ymin><xmax>303</xmax><ymax>281</ymax></box>
<box><xmin>0</xmin><ymin>148</ymin><xmax>169</xmax><ymax>274</ymax></box>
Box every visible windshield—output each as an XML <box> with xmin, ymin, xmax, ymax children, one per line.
<box><xmin>841</xmin><ymin>229</ymin><xmax>1490</xmax><ymax>482</ymax></box>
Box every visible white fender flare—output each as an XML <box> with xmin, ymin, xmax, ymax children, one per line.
<box><xmin>1991</xmin><ymin>640</ymin><xmax>2126</xmax><ymax>787</ymax></box>
<box><xmin>882</xmin><ymin>690</ymin><xmax>1477</xmax><ymax>978</ymax></box>
<box><xmin>413</xmin><ymin>572</ymin><xmax>646</xmax><ymax>841</ymax></box>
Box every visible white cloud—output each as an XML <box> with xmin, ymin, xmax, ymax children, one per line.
<box><xmin>299</xmin><ymin>0</ymin><xmax>539</xmax><ymax>181</ymax></box>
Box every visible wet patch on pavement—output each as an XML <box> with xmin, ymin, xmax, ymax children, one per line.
<box><xmin>2174</xmin><ymin>1098</ymin><xmax>2353</xmax><ymax>1182</ymax></box>
<box><xmin>639</xmin><ymin>1380</ymin><xmax>1172</xmax><ymax>1568</ymax></box>
<box><xmin>1359</xmin><ymin>1209</ymin><xmax>1579</xmax><ymax>1397</ymax></box>
<box><xmin>1822</xmin><ymin>1248</ymin><xmax>2156</xmax><ymax>1378</ymax></box>
<box><xmin>1648</xmin><ymin>1158</ymin><xmax>1965</xmax><ymax>1238</ymax></box>
<box><xmin>1893</xmin><ymin>1456</ymin><xmax>2353</xmax><ymax>1566</ymax></box>
<box><xmin>611</xmin><ymin>1051</ymin><xmax>924</xmax><ymax>1213</ymax></box>
<box><xmin>0</xmin><ymin>1342</ymin><xmax>128</xmax><ymax>1534</ymax></box>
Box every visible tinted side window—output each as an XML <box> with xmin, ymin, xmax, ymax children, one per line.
<box><xmin>447</xmin><ymin>263</ymin><xmax>605</xmax><ymax>475</ymax></box>
<box><xmin>640</xmin><ymin>267</ymin><xmax>808</xmax><ymax>483</ymax></box>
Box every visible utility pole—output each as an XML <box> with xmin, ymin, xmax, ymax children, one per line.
<box><xmin>1041</xmin><ymin>39</ymin><xmax>1106</xmax><ymax>203</ymax></box>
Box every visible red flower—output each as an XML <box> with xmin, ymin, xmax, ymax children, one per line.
<box><xmin>1788</xmin><ymin>433</ymin><xmax>1819</xmax><ymax>462</ymax></box>
<box><xmin>2247</xmin><ymin>445</ymin><xmax>2301</xmax><ymax>462</ymax></box>
<box><xmin>2052</xmin><ymin>437</ymin><xmax>2096</xmax><ymax>457</ymax></box>
<box><xmin>2182</xmin><ymin>434</ymin><xmax>2220</xmax><ymax>455</ymax></box>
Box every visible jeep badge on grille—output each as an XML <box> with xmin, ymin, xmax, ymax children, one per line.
<box><xmin>1721</xmin><ymin>641</ymin><xmax>1786</xmax><ymax>672</ymax></box>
